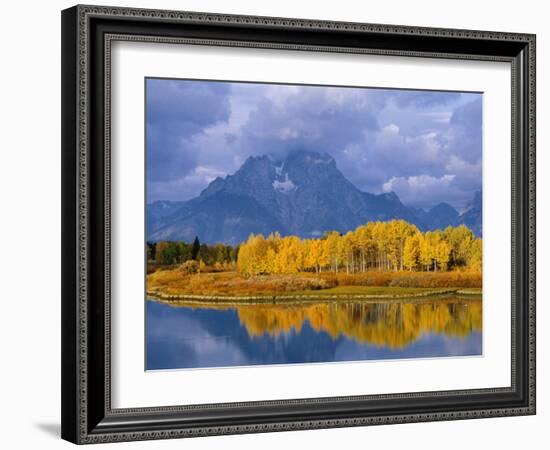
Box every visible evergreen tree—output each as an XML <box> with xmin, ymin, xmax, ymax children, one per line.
<box><xmin>191</xmin><ymin>236</ymin><xmax>200</xmax><ymax>260</ymax></box>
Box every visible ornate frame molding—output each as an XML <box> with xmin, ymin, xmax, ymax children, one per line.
<box><xmin>61</xmin><ymin>4</ymin><xmax>536</xmax><ymax>444</ymax></box>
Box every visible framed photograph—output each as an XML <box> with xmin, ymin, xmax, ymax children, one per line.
<box><xmin>61</xmin><ymin>4</ymin><xmax>536</xmax><ymax>444</ymax></box>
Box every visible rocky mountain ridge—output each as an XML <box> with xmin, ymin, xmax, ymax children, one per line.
<box><xmin>148</xmin><ymin>150</ymin><xmax>481</xmax><ymax>244</ymax></box>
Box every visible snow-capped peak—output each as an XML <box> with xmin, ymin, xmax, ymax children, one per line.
<box><xmin>272</xmin><ymin>172</ymin><xmax>296</xmax><ymax>193</ymax></box>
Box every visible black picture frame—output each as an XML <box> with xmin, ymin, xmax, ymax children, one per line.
<box><xmin>61</xmin><ymin>4</ymin><xmax>536</xmax><ymax>444</ymax></box>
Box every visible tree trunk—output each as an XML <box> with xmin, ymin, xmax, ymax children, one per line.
<box><xmin>400</xmin><ymin>240</ymin><xmax>404</xmax><ymax>271</ymax></box>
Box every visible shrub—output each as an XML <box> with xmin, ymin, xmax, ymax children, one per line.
<box><xmin>179</xmin><ymin>260</ymin><xmax>199</xmax><ymax>274</ymax></box>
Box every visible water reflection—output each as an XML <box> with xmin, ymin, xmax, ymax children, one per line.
<box><xmin>146</xmin><ymin>295</ymin><xmax>482</xmax><ymax>370</ymax></box>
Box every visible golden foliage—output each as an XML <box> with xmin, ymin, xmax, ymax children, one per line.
<box><xmin>237</xmin><ymin>220</ymin><xmax>482</xmax><ymax>276</ymax></box>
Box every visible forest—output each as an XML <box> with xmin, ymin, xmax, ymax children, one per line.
<box><xmin>148</xmin><ymin>220</ymin><xmax>481</xmax><ymax>275</ymax></box>
<box><xmin>147</xmin><ymin>237</ymin><xmax>238</xmax><ymax>270</ymax></box>
<box><xmin>236</xmin><ymin>220</ymin><xmax>481</xmax><ymax>277</ymax></box>
<box><xmin>146</xmin><ymin>220</ymin><xmax>481</xmax><ymax>299</ymax></box>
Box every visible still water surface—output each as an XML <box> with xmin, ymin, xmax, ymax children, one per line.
<box><xmin>146</xmin><ymin>295</ymin><xmax>482</xmax><ymax>370</ymax></box>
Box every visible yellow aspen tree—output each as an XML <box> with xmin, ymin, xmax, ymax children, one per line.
<box><xmin>317</xmin><ymin>237</ymin><xmax>330</xmax><ymax>272</ymax></box>
<box><xmin>443</xmin><ymin>224</ymin><xmax>474</xmax><ymax>268</ymax></box>
<box><xmin>305</xmin><ymin>239</ymin><xmax>319</xmax><ymax>273</ymax></box>
<box><xmin>467</xmin><ymin>238</ymin><xmax>482</xmax><ymax>272</ymax></box>
<box><xmin>403</xmin><ymin>234</ymin><xmax>420</xmax><ymax>271</ymax></box>
<box><xmin>419</xmin><ymin>233</ymin><xmax>433</xmax><ymax>271</ymax></box>
<box><xmin>354</xmin><ymin>225</ymin><xmax>371</xmax><ymax>272</ymax></box>
<box><xmin>236</xmin><ymin>234</ymin><xmax>254</xmax><ymax>276</ymax></box>
<box><xmin>324</xmin><ymin>231</ymin><xmax>341</xmax><ymax>273</ymax></box>
<box><xmin>427</xmin><ymin>231</ymin><xmax>447</xmax><ymax>272</ymax></box>
<box><xmin>435</xmin><ymin>239</ymin><xmax>451</xmax><ymax>271</ymax></box>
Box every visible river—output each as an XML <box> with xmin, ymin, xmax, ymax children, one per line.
<box><xmin>146</xmin><ymin>294</ymin><xmax>482</xmax><ymax>370</ymax></box>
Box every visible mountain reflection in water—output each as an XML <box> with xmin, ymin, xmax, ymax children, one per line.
<box><xmin>146</xmin><ymin>295</ymin><xmax>482</xmax><ymax>370</ymax></box>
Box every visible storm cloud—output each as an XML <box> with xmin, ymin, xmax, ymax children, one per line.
<box><xmin>146</xmin><ymin>78</ymin><xmax>482</xmax><ymax>210</ymax></box>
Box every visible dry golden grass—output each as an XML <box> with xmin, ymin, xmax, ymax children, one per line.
<box><xmin>147</xmin><ymin>270</ymin><xmax>335</xmax><ymax>296</ymax></box>
<box><xmin>147</xmin><ymin>268</ymin><xmax>481</xmax><ymax>298</ymax></box>
<box><xmin>313</xmin><ymin>271</ymin><xmax>481</xmax><ymax>288</ymax></box>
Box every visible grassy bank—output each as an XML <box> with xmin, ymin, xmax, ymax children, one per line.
<box><xmin>147</xmin><ymin>268</ymin><xmax>481</xmax><ymax>301</ymax></box>
<box><xmin>148</xmin><ymin>287</ymin><xmax>471</xmax><ymax>304</ymax></box>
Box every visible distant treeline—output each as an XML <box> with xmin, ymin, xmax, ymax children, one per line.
<box><xmin>237</xmin><ymin>220</ymin><xmax>482</xmax><ymax>277</ymax></box>
<box><xmin>148</xmin><ymin>220</ymin><xmax>482</xmax><ymax>277</ymax></box>
<box><xmin>147</xmin><ymin>237</ymin><xmax>239</xmax><ymax>268</ymax></box>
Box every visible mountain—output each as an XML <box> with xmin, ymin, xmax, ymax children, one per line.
<box><xmin>423</xmin><ymin>202</ymin><xmax>460</xmax><ymax>230</ymax></box>
<box><xmin>146</xmin><ymin>200</ymin><xmax>186</xmax><ymax>235</ymax></box>
<box><xmin>459</xmin><ymin>190</ymin><xmax>482</xmax><ymax>237</ymax></box>
<box><xmin>147</xmin><ymin>151</ymin><xmax>481</xmax><ymax>244</ymax></box>
<box><xmin>148</xmin><ymin>192</ymin><xmax>286</xmax><ymax>244</ymax></box>
<box><xmin>199</xmin><ymin>152</ymin><xmax>367</xmax><ymax>236</ymax></box>
<box><xmin>409</xmin><ymin>192</ymin><xmax>482</xmax><ymax>235</ymax></box>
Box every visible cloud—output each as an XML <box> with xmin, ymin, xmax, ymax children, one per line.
<box><xmin>439</xmin><ymin>97</ymin><xmax>482</xmax><ymax>164</ymax></box>
<box><xmin>230</xmin><ymin>85</ymin><xmax>381</xmax><ymax>160</ymax></box>
<box><xmin>146</xmin><ymin>79</ymin><xmax>232</xmax><ymax>184</ymax></box>
<box><xmin>381</xmin><ymin>174</ymin><xmax>479</xmax><ymax>209</ymax></box>
<box><xmin>387</xmin><ymin>90</ymin><xmax>461</xmax><ymax>108</ymax></box>
<box><xmin>146</xmin><ymin>79</ymin><xmax>482</xmax><ymax>209</ymax></box>
<box><xmin>148</xmin><ymin>165</ymin><xmax>227</xmax><ymax>202</ymax></box>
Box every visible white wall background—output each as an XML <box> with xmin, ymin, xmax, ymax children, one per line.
<box><xmin>0</xmin><ymin>0</ymin><xmax>545</xmax><ymax>448</ymax></box>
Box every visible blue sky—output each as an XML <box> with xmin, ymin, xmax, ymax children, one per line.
<box><xmin>146</xmin><ymin>78</ymin><xmax>482</xmax><ymax>210</ymax></box>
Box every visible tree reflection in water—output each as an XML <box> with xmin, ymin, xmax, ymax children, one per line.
<box><xmin>165</xmin><ymin>295</ymin><xmax>481</xmax><ymax>350</ymax></box>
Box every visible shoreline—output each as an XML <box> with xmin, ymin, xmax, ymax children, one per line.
<box><xmin>147</xmin><ymin>287</ymin><xmax>482</xmax><ymax>306</ymax></box>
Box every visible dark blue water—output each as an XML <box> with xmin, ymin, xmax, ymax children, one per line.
<box><xmin>146</xmin><ymin>297</ymin><xmax>482</xmax><ymax>370</ymax></box>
